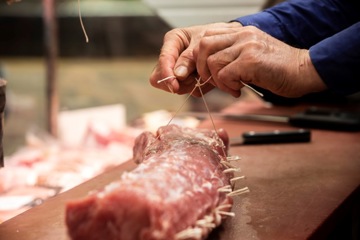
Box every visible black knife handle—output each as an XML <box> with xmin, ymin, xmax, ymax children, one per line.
<box><xmin>289</xmin><ymin>109</ymin><xmax>360</xmax><ymax>131</ymax></box>
<box><xmin>242</xmin><ymin>129</ymin><xmax>311</xmax><ymax>145</ymax></box>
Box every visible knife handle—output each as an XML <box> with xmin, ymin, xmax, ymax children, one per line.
<box><xmin>289</xmin><ymin>108</ymin><xmax>360</xmax><ymax>131</ymax></box>
<box><xmin>242</xmin><ymin>129</ymin><xmax>311</xmax><ymax>145</ymax></box>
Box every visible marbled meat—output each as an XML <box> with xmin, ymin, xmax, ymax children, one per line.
<box><xmin>65</xmin><ymin>124</ymin><xmax>234</xmax><ymax>240</ymax></box>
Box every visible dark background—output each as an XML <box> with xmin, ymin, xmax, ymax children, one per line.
<box><xmin>0</xmin><ymin>16</ymin><xmax>170</xmax><ymax>57</ymax></box>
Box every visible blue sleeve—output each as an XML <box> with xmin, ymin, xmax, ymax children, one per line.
<box><xmin>233</xmin><ymin>0</ymin><xmax>360</xmax><ymax>96</ymax></box>
<box><xmin>235</xmin><ymin>0</ymin><xmax>360</xmax><ymax>48</ymax></box>
<box><xmin>310</xmin><ymin>23</ymin><xmax>360</xmax><ymax>95</ymax></box>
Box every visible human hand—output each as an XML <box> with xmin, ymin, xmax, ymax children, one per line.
<box><xmin>149</xmin><ymin>22</ymin><xmax>242</xmax><ymax>97</ymax></box>
<box><xmin>193</xmin><ymin>25</ymin><xmax>327</xmax><ymax>98</ymax></box>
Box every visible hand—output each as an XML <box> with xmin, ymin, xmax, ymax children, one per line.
<box><xmin>149</xmin><ymin>22</ymin><xmax>242</xmax><ymax>97</ymax></box>
<box><xmin>193</xmin><ymin>25</ymin><xmax>327</xmax><ymax>98</ymax></box>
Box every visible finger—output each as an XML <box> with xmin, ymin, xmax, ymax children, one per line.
<box><xmin>195</xmin><ymin>30</ymin><xmax>239</xmax><ymax>86</ymax></box>
<box><xmin>213</xmin><ymin>57</ymin><xmax>246</xmax><ymax>98</ymax></box>
<box><xmin>210</xmin><ymin>59</ymin><xmax>244</xmax><ymax>97</ymax></box>
<box><xmin>199</xmin><ymin>38</ymin><xmax>243</xmax><ymax>97</ymax></box>
<box><xmin>173</xmin><ymin>48</ymin><xmax>197</xmax><ymax>81</ymax></box>
<box><xmin>149</xmin><ymin>64</ymin><xmax>179</xmax><ymax>93</ymax></box>
<box><xmin>152</xmin><ymin>29</ymin><xmax>194</xmax><ymax>93</ymax></box>
<box><xmin>175</xmin><ymin>74</ymin><xmax>199</xmax><ymax>95</ymax></box>
<box><xmin>175</xmin><ymin>73</ymin><xmax>215</xmax><ymax>97</ymax></box>
<box><xmin>173</xmin><ymin>25</ymin><xmax>241</xmax><ymax>91</ymax></box>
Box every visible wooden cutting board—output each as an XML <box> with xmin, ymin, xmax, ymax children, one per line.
<box><xmin>0</xmin><ymin>102</ymin><xmax>359</xmax><ymax>240</ymax></box>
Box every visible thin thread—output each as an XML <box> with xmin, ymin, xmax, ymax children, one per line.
<box><xmin>78</xmin><ymin>0</ymin><xmax>89</xmax><ymax>43</ymax></box>
<box><xmin>148</xmin><ymin>79</ymin><xmax>198</xmax><ymax>144</ymax></box>
<box><xmin>155</xmin><ymin>75</ymin><xmax>230</xmax><ymax>158</ymax></box>
<box><xmin>196</xmin><ymin>77</ymin><xmax>227</xmax><ymax>157</ymax></box>
<box><xmin>164</xmin><ymin>83</ymin><xmax>198</xmax><ymax>127</ymax></box>
<box><xmin>151</xmin><ymin>75</ymin><xmax>228</xmax><ymax>159</ymax></box>
<box><xmin>161</xmin><ymin>75</ymin><xmax>209</xmax><ymax>128</ymax></box>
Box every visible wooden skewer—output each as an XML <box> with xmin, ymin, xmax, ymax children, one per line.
<box><xmin>240</xmin><ymin>80</ymin><xmax>264</xmax><ymax>97</ymax></box>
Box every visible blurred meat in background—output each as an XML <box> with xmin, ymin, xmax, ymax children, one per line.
<box><xmin>0</xmin><ymin>0</ymin><xmax>267</xmax><ymax>223</ymax></box>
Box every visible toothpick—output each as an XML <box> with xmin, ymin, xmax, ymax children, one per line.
<box><xmin>217</xmin><ymin>185</ymin><xmax>232</xmax><ymax>193</ymax></box>
<box><xmin>195</xmin><ymin>220</ymin><xmax>216</xmax><ymax>229</ymax></box>
<box><xmin>220</xmin><ymin>160</ymin><xmax>236</xmax><ymax>169</ymax></box>
<box><xmin>157</xmin><ymin>75</ymin><xmax>176</xmax><ymax>84</ymax></box>
<box><xmin>216</xmin><ymin>204</ymin><xmax>232</xmax><ymax>210</ymax></box>
<box><xmin>223</xmin><ymin>168</ymin><xmax>241</xmax><ymax>173</ymax></box>
<box><xmin>230</xmin><ymin>176</ymin><xmax>245</xmax><ymax>183</ymax></box>
<box><xmin>175</xmin><ymin>228</ymin><xmax>202</xmax><ymax>240</ymax></box>
<box><xmin>216</xmin><ymin>210</ymin><xmax>236</xmax><ymax>217</ymax></box>
<box><xmin>227</xmin><ymin>155</ymin><xmax>241</xmax><ymax>161</ymax></box>
<box><xmin>227</xmin><ymin>187</ymin><xmax>250</xmax><ymax>197</ymax></box>
<box><xmin>240</xmin><ymin>81</ymin><xmax>264</xmax><ymax>97</ymax></box>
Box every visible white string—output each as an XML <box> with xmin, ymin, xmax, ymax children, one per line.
<box><xmin>196</xmin><ymin>77</ymin><xmax>228</xmax><ymax>156</ymax></box>
<box><xmin>157</xmin><ymin>75</ymin><xmax>263</xmax><ymax>96</ymax></box>
<box><xmin>156</xmin><ymin>75</ymin><xmax>229</xmax><ymax>157</ymax></box>
<box><xmin>152</xmin><ymin>75</ymin><xmax>250</xmax><ymax>240</ymax></box>
<box><xmin>147</xmin><ymin>77</ymin><xmax>199</xmax><ymax>144</ymax></box>
<box><xmin>78</xmin><ymin>0</ymin><xmax>89</xmax><ymax>43</ymax></box>
<box><xmin>157</xmin><ymin>75</ymin><xmax>212</xmax><ymax>129</ymax></box>
<box><xmin>163</xmin><ymin>80</ymin><xmax>200</xmax><ymax>127</ymax></box>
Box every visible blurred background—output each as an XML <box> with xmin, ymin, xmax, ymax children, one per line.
<box><xmin>0</xmin><ymin>0</ymin><xmax>266</xmax><ymax>155</ymax></box>
<box><xmin>0</xmin><ymin>0</ymin><xmax>274</xmax><ymax>223</ymax></box>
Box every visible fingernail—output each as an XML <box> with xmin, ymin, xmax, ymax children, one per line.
<box><xmin>174</xmin><ymin>66</ymin><xmax>188</xmax><ymax>78</ymax></box>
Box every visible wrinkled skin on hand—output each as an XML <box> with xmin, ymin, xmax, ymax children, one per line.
<box><xmin>150</xmin><ymin>22</ymin><xmax>242</xmax><ymax>97</ymax></box>
<box><xmin>150</xmin><ymin>23</ymin><xmax>327</xmax><ymax>98</ymax></box>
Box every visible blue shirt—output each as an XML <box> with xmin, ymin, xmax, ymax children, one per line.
<box><xmin>235</xmin><ymin>0</ymin><xmax>360</xmax><ymax>96</ymax></box>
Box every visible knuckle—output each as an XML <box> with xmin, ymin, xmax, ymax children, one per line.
<box><xmin>216</xmin><ymin>69</ymin><xmax>227</xmax><ymax>81</ymax></box>
<box><xmin>242</xmin><ymin>37</ymin><xmax>265</xmax><ymax>50</ymax></box>
<box><xmin>164</xmin><ymin>28</ymin><xmax>189</xmax><ymax>44</ymax></box>
<box><xmin>163</xmin><ymin>29</ymin><xmax>177</xmax><ymax>40</ymax></box>
<box><xmin>206</xmin><ymin>54</ymin><xmax>217</xmax><ymax>67</ymax></box>
<box><xmin>199</xmin><ymin>37</ymin><xmax>212</xmax><ymax>52</ymax></box>
<box><xmin>242</xmin><ymin>25</ymin><xmax>260</xmax><ymax>35</ymax></box>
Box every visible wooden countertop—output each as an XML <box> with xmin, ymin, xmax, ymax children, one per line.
<box><xmin>1</xmin><ymin>98</ymin><xmax>359</xmax><ymax>240</ymax></box>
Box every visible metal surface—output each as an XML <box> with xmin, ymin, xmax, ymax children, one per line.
<box><xmin>179</xmin><ymin>111</ymin><xmax>289</xmax><ymax>123</ymax></box>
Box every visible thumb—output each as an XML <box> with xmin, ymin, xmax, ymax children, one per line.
<box><xmin>174</xmin><ymin>48</ymin><xmax>197</xmax><ymax>80</ymax></box>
